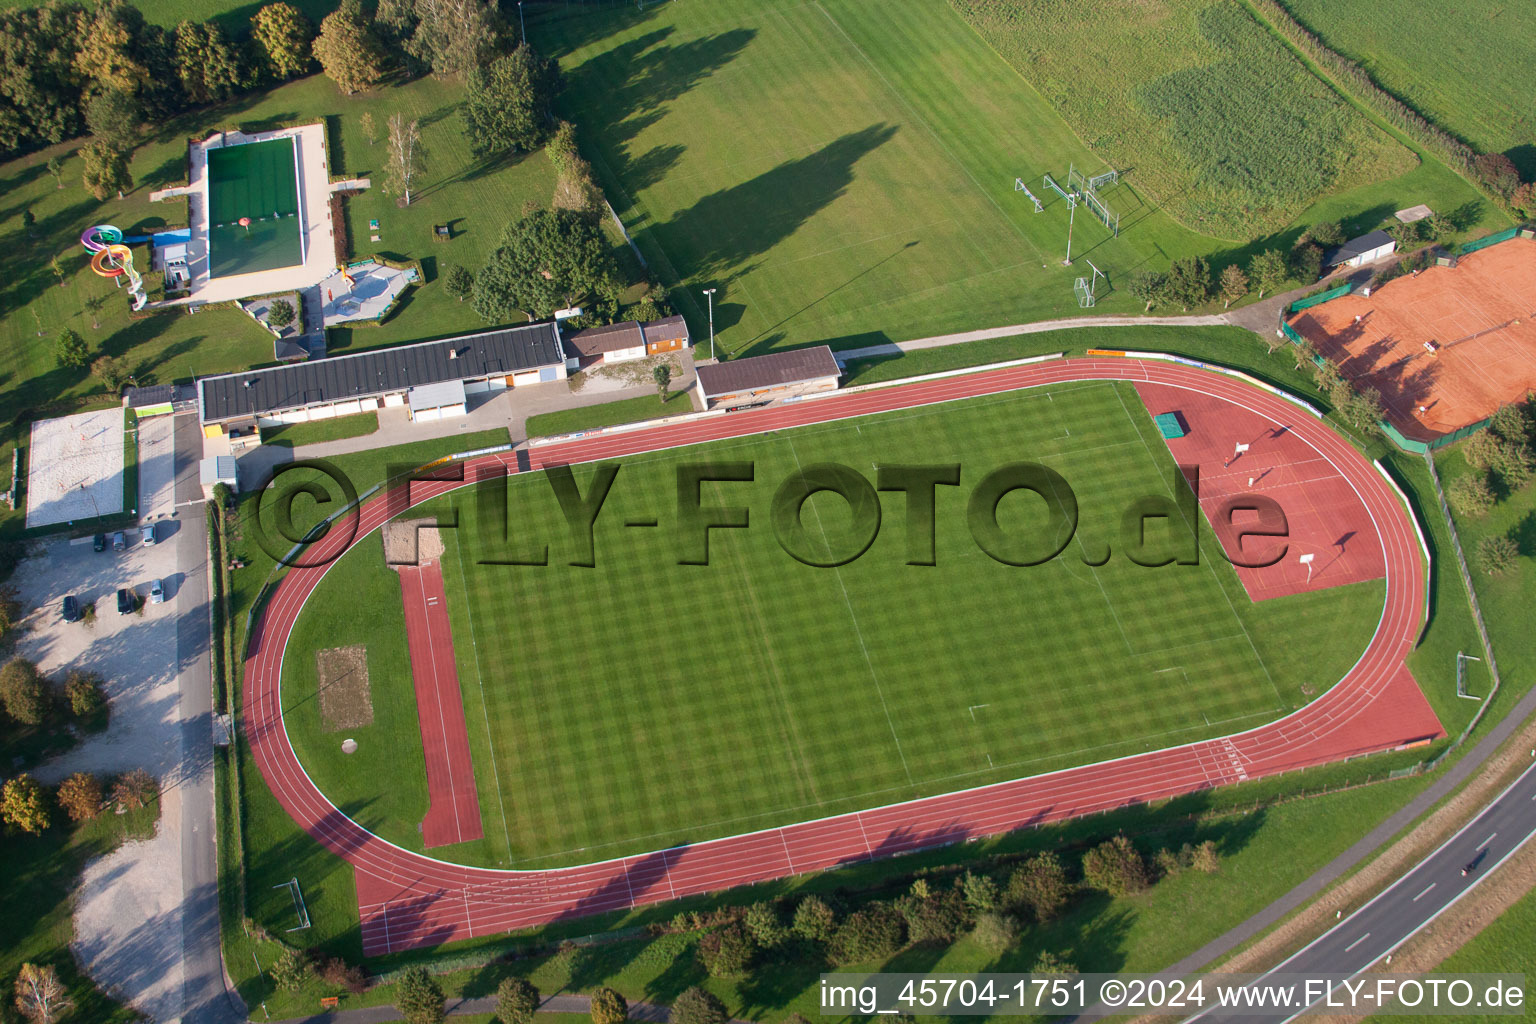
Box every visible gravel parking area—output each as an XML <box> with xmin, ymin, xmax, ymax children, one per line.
<box><xmin>15</xmin><ymin>529</ymin><xmax>190</xmax><ymax>1022</ymax></box>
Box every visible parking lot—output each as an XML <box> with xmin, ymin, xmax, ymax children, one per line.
<box><xmin>15</xmin><ymin>523</ymin><xmax>186</xmax><ymax>781</ymax></box>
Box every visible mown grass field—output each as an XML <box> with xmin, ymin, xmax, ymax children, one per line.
<box><xmin>1280</xmin><ymin>0</ymin><xmax>1536</xmax><ymax>165</ymax></box>
<box><xmin>950</xmin><ymin>0</ymin><xmax>1418</xmax><ymax>238</ymax></box>
<box><xmin>279</xmin><ymin>380</ymin><xmax>1383</xmax><ymax>868</ymax></box>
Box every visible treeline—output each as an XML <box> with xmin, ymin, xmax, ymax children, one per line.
<box><xmin>1446</xmin><ymin>398</ymin><xmax>1536</xmax><ymax>577</ymax></box>
<box><xmin>1247</xmin><ymin>0</ymin><xmax>1528</xmax><ymax>212</ymax></box>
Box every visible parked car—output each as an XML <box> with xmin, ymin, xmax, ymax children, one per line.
<box><xmin>111</xmin><ymin>532</ymin><xmax>127</xmax><ymax>552</ymax></box>
<box><xmin>61</xmin><ymin>595</ymin><xmax>80</xmax><ymax>622</ymax></box>
<box><xmin>116</xmin><ymin>588</ymin><xmax>134</xmax><ymax>615</ymax></box>
<box><xmin>93</xmin><ymin>533</ymin><xmax>106</xmax><ymax>552</ymax></box>
<box><xmin>148</xmin><ymin>579</ymin><xmax>164</xmax><ymax>604</ymax></box>
<box><xmin>142</xmin><ymin>524</ymin><xmax>156</xmax><ymax>546</ymax></box>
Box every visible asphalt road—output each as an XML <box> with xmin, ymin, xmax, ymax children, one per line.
<box><xmin>1186</xmin><ymin>757</ymin><xmax>1536</xmax><ymax>1023</ymax></box>
<box><xmin>172</xmin><ymin>410</ymin><xmax>245</xmax><ymax>1024</ymax></box>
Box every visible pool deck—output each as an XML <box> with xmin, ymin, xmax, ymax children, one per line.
<box><xmin>153</xmin><ymin>123</ymin><xmax>344</xmax><ymax>308</ymax></box>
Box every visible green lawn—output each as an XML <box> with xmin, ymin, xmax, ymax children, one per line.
<box><xmin>279</xmin><ymin>379</ymin><xmax>1383</xmax><ymax>868</ymax></box>
<box><xmin>1279</xmin><ymin>0</ymin><xmax>1536</xmax><ymax>166</ymax></box>
<box><xmin>0</xmin><ymin>797</ymin><xmax>161</xmax><ymax>1024</ymax></box>
<box><xmin>262</xmin><ymin>410</ymin><xmax>379</xmax><ymax>448</ymax></box>
<box><xmin>525</xmin><ymin>389</ymin><xmax>693</xmax><ymax>438</ymax></box>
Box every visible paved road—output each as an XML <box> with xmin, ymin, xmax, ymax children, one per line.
<box><xmin>1187</xmin><ymin>758</ymin><xmax>1536</xmax><ymax>1023</ymax></box>
<box><xmin>172</xmin><ymin>411</ymin><xmax>245</xmax><ymax>1024</ymax></box>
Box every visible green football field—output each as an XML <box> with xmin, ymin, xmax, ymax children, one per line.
<box><xmin>206</xmin><ymin>138</ymin><xmax>303</xmax><ymax>277</ymax></box>
<box><xmin>283</xmin><ymin>381</ymin><xmax>1384</xmax><ymax>868</ymax></box>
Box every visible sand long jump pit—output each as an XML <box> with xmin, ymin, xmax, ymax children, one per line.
<box><xmin>25</xmin><ymin>409</ymin><xmax>126</xmax><ymax>529</ymax></box>
<box><xmin>1288</xmin><ymin>235</ymin><xmax>1536</xmax><ymax>442</ymax></box>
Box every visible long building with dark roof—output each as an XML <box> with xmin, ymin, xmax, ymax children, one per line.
<box><xmin>198</xmin><ymin>321</ymin><xmax>567</xmax><ymax>428</ymax></box>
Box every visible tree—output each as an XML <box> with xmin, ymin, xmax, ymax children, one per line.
<box><xmin>270</xmin><ymin>946</ymin><xmax>313</xmax><ymax>990</ymax></box>
<box><xmin>670</xmin><ymin>987</ymin><xmax>728</xmax><ymax>1024</ymax></box>
<box><xmin>443</xmin><ymin>264</ymin><xmax>474</xmax><ymax>302</ymax></box>
<box><xmin>0</xmin><ymin>657</ymin><xmax>49</xmax><ymax>726</ymax></box>
<box><xmin>13</xmin><ymin>962</ymin><xmax>70</xmax><ymax>1023</ymax></box>
<box><xmin>173</xmin><ymin>20</ymin><xmax>245</xmax><ymax>105</ymax></box>
<box><xmin>57</xmin><ymin>771</ymin><xmax>104</xmax><ymax>822</ymax></box>
<box><xmin>1290</xmin><ymin>242</ymin><xmax>1325</xmax><ymax>283</ymax></box>
<box><xmin>360</xmin><ymin>111</ymin><xmax>378</xmax><ymax>145</ymax></box>
<box><xmin>589</xmin><ymin>987</ymin><xmax>627</xmax><ymax>1024</ymax></box>
<box><xmin>386</xmin><ymin>0</ymin><xmax>504</xmax><ymax>77</ymax></box>
<box><xmin>1490</xmin><ymin>402</ymin><xmax>1532</xmax><ymax>444</ymax></box>
<box><xmin>462</xmin><ymin>44</ymin><xmax>560</xmax><ymax>156</ymax></box>
<box><xmin>1164</xmin><ymin>256</ymin><xmax>1210</xmax><ymax>310</ymax></box>
<box><xmin>653</xmin><ymin>362</ymin><xmax>672</xmax><ymax>404</ymax></box>
<box><xmin>251</xmin><ymin>3</ymin><xmax>314</xmax><ymax>80</ymax></box>
<box><xmin>1474</xmin><ymin>152</ymin><xmax>1520</xmax><ymax>199</ymax></box>
<box><xmin>385</xmin><ymin>112</ymin><xmax>425</xmax><ymax>206</ymax></box>
<box><xmin>64</xmin><ymin>671</ymin><xmax>106</xmax><ymax>717</ymax></box>
<box><xmin>958</xmin><ymin>870</ymin><xmax>999</xmax><ymax>912</ymax></box>
<box><xmin>791</xmin><ymin>893</ymin><xmax>837</xmax><ymax>941</ymax></box>
<box><xmin>473</xmin><ymin>208</ymin><xmax>621</xmax><ymax>322</ymax></box>
<box><xmin>267</xmin><ymin>298</ymin><xmax>296</xmax><ymax>329</ymax></box>
<box><xmin>1305</xmin><ymin>221</ymin><xmax>1344</xmax><ymax>247</ymax></box>
<box><xmin>46</xmin><ymin>156</ymin><xmax>65</xmax><ymax>189</ymax></box>
<box><xmin>313</xmin><ymin>0</ymin><xmax>386</xmax><ymax>95</ymax></box>
<box><xmin>92</xmin><ymin>355</ymin><xmax>127</xmax><ymax>392</ymax></box>
<box><xmin>1461</xmin><ymin>429</ymin><xmax>1501</xmax><ymax>470</ymax></box>
<box><xmin>21</xmin><ymin>207</ymin><xmax>35</xmax><ymax>235</ymax></box>
<box><xmin>81</xmin><ymin>140</ymin><xmax>131</xmax><ymax>200</ymax></box>
<box><xmin>1004</xmin><ymin>851</ymin><xmax>1071</xmax><ymax>922</ymax></box>
<box><xmin>1477</xmin><ymin>534</ymin><xmax>1518</xmax><ymax>576</ymax></box>
<box><xmin>1082</xmin><ymin>834</ymin><xmax>1150</xmax><ymax>896</ymax></box>
<box><xmin>969</xmin><ymin>911</ymin><xmax>1021</xmax><ymax>954</ymax></box>
<box><xmin>1333</xmin><ymin>383</ymin><xmax>1384</xmax><ymax>432</ymax></box>
<box><xmin>56</xmin><ymin>327</ymin><xmax>90</xmax><ymax>368</ymax></box>
<box><xmin>695</xmin><ymin>923</ymin><xmax>754</xmax><ymax>978</ymax></box>
<box><xmin>1512</xmin><ymin>182</ymin><xmax>1536</xmax><ymax>221</ymax></box>
<box><xmin>1128</xmin><ymin>270</ymin><xmax>1165</xmax><ymax>312</ymax></box>
<box><xmin>111</xmin><ymin>767</ymin><xmax>157</xmax><ymax>809</ymax></box>
<box><xmin>495</xmin><ymin>978</ymin><xmax>539</xmax><ymax>1024</ymax></box>
<box><xmin>1249</xmin><ymin>249</ymin><xmax>1287</xmax><ymax>298</ymax></box>
<box><xmin>50</xmin><ymin>254</ymin><xmax>67</xmax><ymax>287</ymax></box>
<box><xmin>1</xmin><ymin>775</ymin><xmax>51</xmax><ymax>834</ymax></box>
<box><xmin>894</xmin><ymin>886</ymin><xmax>969</xmax><ymax>944</ymax></box>
<box><xmin>84</xmin><ymin>87</ymin><xmax>140</xmax><ymax>154</ymax></box>
<box><xmin>741</xmin><ymin>901</ymin><xmax>788</xmax><ymax>948</ymax></box>
<box><xmin>395</xmin><ymin>966</ymin><xmax>445</xmax><ymax>1024</ymax></box>
<box><xmin>0</xmin><ymin>585</ymin><xmax>22</xmax><ymax>637</ymax></box>
<box><xmin>1219</xmin><ymin>264</ymin><xmax>1248</xmax><ymax>308</ymax></box>
<box><xmin>829</xmin><ymin>905</ymin><xmax>905</xmax><ymax>965</ymax></box>
<box><xmin>0</xmin><ymin>6</ymin><xmax>91</xmax><ymax>154</ymax></box>
<box><xmin>73</xmin><ymin>2</ymin><xmax>154</xmax><ymax>99</ymax></box>
<box><xmin>1448</xmin><ymin>474</ymin><xmax>1496</xmax><ymax>518</ymax></box>
<box><xmin>1490</xmin><ymin>436</ymin><xmax>1535</xmax><ymax>489</ymax></box>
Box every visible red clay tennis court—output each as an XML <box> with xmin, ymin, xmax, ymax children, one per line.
<box><xmin>1288</xmin><ymin>236</ymin><xmax>1536</xmax><ymax>443</ymax></box>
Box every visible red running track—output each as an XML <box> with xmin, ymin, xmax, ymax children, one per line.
<box><xmin>396</xmin><ymin>561</ymin><xmax>484</xmax><ymax>849</ymax></box>
<box><xmin>242</xmin><ymin>358</ymin><xmax>1445</xmax><ymax>955</ymax></box>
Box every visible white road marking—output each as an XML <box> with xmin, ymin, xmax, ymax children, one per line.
<box><xmin>1479</xmin><ymin>832</ymin><xmax>1497</xmax><ymax>849</ymax></box>
<box><xmin>1412</xmin><ymin>883</ymin><xmax>1435</xmax><ymax>902</ymax></box>
<box><xmin>1344</xmin><ymin>932</ymin><xmax>1371</xmax><ymax>953</ymax></box>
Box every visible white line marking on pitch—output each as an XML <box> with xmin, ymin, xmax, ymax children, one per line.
<box><xmin>1344</xmin><ymin>933</ymin><xmax>1371</xmax><ymax>953</ymax></box>
<box><xmin>970</xmin><ymin>704</ymin><xmax>990</xmax><ymax>721</ymax></box>
<box><xmin>1412</xmin><ymin>883</ymin><xmax>1435</xmax><ymax>902</ymax></box>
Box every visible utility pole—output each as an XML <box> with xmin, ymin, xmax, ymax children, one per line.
<box><xmin>703</xmin><ymin>288</ymin><xmax>716</xmax><ymax>360</ymax></box>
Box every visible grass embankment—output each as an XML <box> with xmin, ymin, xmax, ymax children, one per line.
<box><xmin>524</xmin><ymin>390</ymin><xmax>692</xmax><ymax>438</ymax></box>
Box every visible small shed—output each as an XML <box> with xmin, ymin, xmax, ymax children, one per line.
<box><xmin>199</xmin><ymin>454</ymin><xmax>238</xmax><ymax>500</ymax></box>
<box><xmin>407</xmin><ymin>379</ymin><xmax>468</xmax><ymax>422</ymax></box>
<box><xmin>695</xmin><ymin>345</ymin><xmax>842</xmax><ymax>410</ymax></box>
<box><xmin>125</xmin><ymin>384</ymin><xmax>177</xmax><ymax>417</ymax></box>
<box><xmin>1327</xmin><ymin>229</ymin><xmax>1396</xmax><ymax>269</ymax></box>
<box><xmin>561</xmin><ymin>321</ymin><xmax>648</xmax><ymax>367</ymax></box>
<box><xmin>642</xmin><ymin>315</ymin><xmax>691</xmax><ymax>355</ymax></box>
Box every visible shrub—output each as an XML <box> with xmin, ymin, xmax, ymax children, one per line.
<box><xmin>958</xmin><ymin>870</ymin><xmax>999</xmax><ymax>912</ymax></box>
<box><xmin>1154</xmin><ymin>847</ymin><xmax>1184</xmax><ymax>878</ymax></box>
<box><xmin>589</xmin><ymin>986</ymin><xmax>627</xmax><ymax>1024</ymax></box>
<box><xmin>1448</xmin><ymin>474</ymin><xmax>1496</xmax><ymax>518</ymax></box>
<box><xmin>1478</xmin><ymin>534</ymin><xmax>1518</xmax><ymax>576</ymax></box>
<box><xmin>829</xmin><ymin>904</ymin><xmax>905</xmax><ymax>965</ymax></box>
<box><xmin>1082</xmin><ymin>834</ymin><xmax>1150</xmax><ymax>896</ymax></box>
<box><xmin>270</xmin><ymin>946</ymin><xmax>313</xmax><ymax>991</ymax></box>
<box><xmin>895</xmin><ymin>888</ymin><xmax>969</xmax><ymax>944</ymax></box>
<box><xmin>56</xmin><ymin>771</ymin><xmax>103</xmax><ymax>822</ymax></box>
<box><xmin>969</xmin><ymin>911</ymin><xmax>1021</xmax><ymax>954</ymax></box>
<box><xmin>696</xmin><ymin>922</ymin><xmax>755</xmax><ymax>978</ymax></box>
<box><xmin>496</xmin><ymin>977</ymin><xmax>539</xmax><ymax>1024</ymax></box>
<box><xmin>1490</xmin><ymin>402</ymin><xmax>1532</xmax><ymax>444</ymax></box>
<box><xmin>267</xmin><ymin>298</ymin><xmax>296</xmax><ymax>329</ymax></box>
<box><xmin>1</xmin><ymin>774</ymin><xmax>51</xmax><ymax>834</ymax></box>
<box><xmin>670</xmin><ymin>986</ymin><xmax>728</xmax><ymax>1024</ymax></box>
<box><xmin>791</xmin><ymin>894</ymin><xmax>837</xmax><ymax>942</ymax></box>
<box><xmin>319</xmin><ymin>956</ymin><xmax>367</xmax><ymax>995</ymax></box>
<box><xmin>1189</xmin><ymin>840</ymin><xmax>1220</xmax><ymax>874</ymax></box>
<box><xmin>396</xmin><ymin>966</ymin><xmax>445</xmax><ymax>1024</ymax></box>
<box><xmin>1032</xmin><ymin>950</ymin><xmax>1076</xmax><ymax>975</ymax></box>
<box><xmin>64</xmin><ymin>671</ymin><xmax>106</xmax><ymax>717</ymax></box>
<box><xmin>1462</xmin><ymin>429</ymin><xmax>1501</xmax><ymax>470</ymax></box>
<box><xmin>112</xmin><ymin>767</ymin><xmax>158</xmax><ymax>809</ymax></box>
<box><xmin>1490</xmin><ymin>437</ymin><xmax>1534</xmax><ymax>489</ymax></box>
<box><xmin>742</xmin><ymin>901</ymin><xmax>788</xmax><ymax>948</ymax></box>
<box><xmin>0</xmin><ymin>657</ymin><xmax>49</xmax><ymax>726</ymax></box>
<box><xmin>443</xmin><ymin>264</ymin><xmax>474</xmax><ymax>302</ymax></box>
<box><xmin>1004</xmin><ymin>851</ymin><xmax>1071</xmax><ymax>922</ymax></box>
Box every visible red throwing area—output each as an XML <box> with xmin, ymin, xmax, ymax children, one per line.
<box><xmin>242</xmin><ymin>357</ymin><xmax>1445</xmax><ymax>956</ymax></box>
<box><xmin>1134</xmin><ymin>381</ymin><xmax>1386</xmax><ymax>601</ymax></box>
<box><xmin>396</xmin><ymin>561</ymin><xmax>484</xmax><ymax>849</ymax></box>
